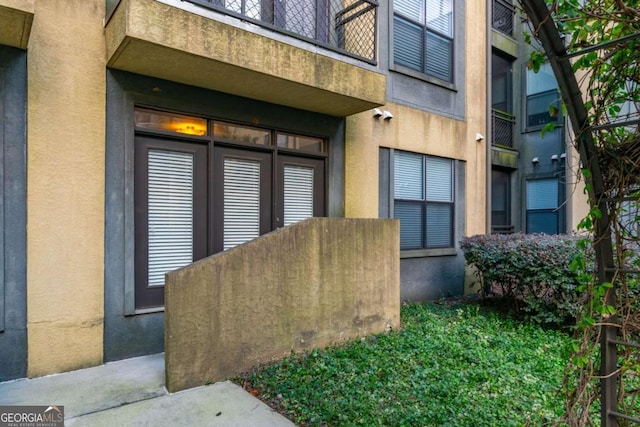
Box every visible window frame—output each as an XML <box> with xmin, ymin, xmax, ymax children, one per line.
<box><xmin>391</xmin><ymin>0</ymin><xmax>456</xmax><ymax>86</ymax></box>
<box><xmin>131</xmin><ymin>107</ymin><xmax>329</xmax><ymax>310</ymax></box>
<box><xmin>524</xmin><ymin>63</ymin><xmax>563</xmax><ymax>132</ymax></box>
<box><xmin>0</xmin><ymin>68</ymin><xmax>4</xmax><ymax>332</ymax></box>
<box><xmin>525</xmin><ymin>177</ymin><xmax>560</xmax><ymax>235</ymax></box>
<box><xmin>134</xmin><ymin>136</ymin><xmax>209</xmax><ymax>309</ymax></box>
<box><xmin>392</xmin><ymin>150</ymin><xmax>456</xmax><ymax>253</ymax></box>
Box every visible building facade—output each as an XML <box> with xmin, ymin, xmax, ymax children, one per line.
<box><xmin>0</xmin><ymin>0</ymin><xmax>487</xmax><ymax>381</ymax></box>
<box><xmin>489</xmin><ymin>0</ymin><xmax>588</xmax><ymax>237</ymax></box>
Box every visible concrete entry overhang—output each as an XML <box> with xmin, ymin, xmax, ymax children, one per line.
<box><xmin>0</xmin><ymin>0</ymin><xmax>34</xmax><ymax>49</ymax></box>
<box><xmin>105</xmin><ymin>0</ymin><xmax>386</xmax><ymax>117</ymax></box>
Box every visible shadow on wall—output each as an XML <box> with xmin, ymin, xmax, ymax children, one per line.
<box><xmin>165</xmin><ymin>217</ymin><xmax>400</xmax><ymax>392</ymax></box>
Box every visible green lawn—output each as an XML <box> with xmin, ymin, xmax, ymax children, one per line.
<box><xmin>236</xmin><ymin>302</ymin><xmax>573</xmax><ymax>426</ymax></box>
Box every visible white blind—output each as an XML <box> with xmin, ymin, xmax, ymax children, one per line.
<box><xmin>394</xmin><ymin>151</ymin><xmax>424</xmax><ymax>200</ymax></box>
<box><xmin>526</xmin><ymin>179</ymin><xmax>558</xmax><ymax>210</ymax></box>
<box><xmin>426</xmin><ymin>0</ymin><xmax>453</xmax><ymax>36</ymax></box>
<box><xmin>426</xmin><ymin>157</ymin><xmax>453</xmax><ymax>202</ymax></box>
<box><xmin>284</xmin><ymin>165</ymin><xmax>314</xmax><ymax>226</ymax></box>
<box><xmin>395</xmin><ymin>0</ymin><xmax>424</xmax><ymax>22</ymax></box>
<box><xmin>425</xmin><ymin>32</ymin><xmax>453</xmax><ymax>82</ymax></box>
<box><xmin>224</xmin><ymin>157</ymin><xmax>260</xmax><ymax>250</ymax></box>
<box><xmin>426</xmin><ymin>203</ymin><xmax>453</xmax><ymax>247</ymax></box>
<box><xmin>394</xmin><ymin>17</ymin><xmax>423</xmax><ymax>71</ymax></box>
<box><xmin>394</xmin><ymin>202</ymin><xmax>423</xmax><ymax>250</ymax></box>
<box><xmin>147</xmin><ymin>150</ymin><xmax>194</xmax><ymax>287</ymax></box>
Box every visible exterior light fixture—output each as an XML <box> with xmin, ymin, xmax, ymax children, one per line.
<box><xmin>383</xmin><ymin>110</ymin><xmax>394</xmax><ymax>120</ymax></box>
<box><xmin>532</xmin><ymin>157</ymin><xmax>539</xmax><ymax>163</ymax></box>
<box><xmin>475</xmin><ymin>133</ymin><xmax>484</xmax><ymax>141</ymax></box>
<box><xmin>373</xmin><ymin>108</ymin><xmax>383</xmax><ymax>117</ymax></box>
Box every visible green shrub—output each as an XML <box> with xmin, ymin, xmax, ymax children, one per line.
<box><xmin>461</xmin><ymin>233</ymin><xmax>589</xmax><ymax>326</ymax></box>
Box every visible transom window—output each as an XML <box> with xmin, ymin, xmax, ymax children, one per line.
<box><xmin>393</xmin><ymin>151</ymin><xmax>455</xmax><ymax>250</ymax></box>
<box><xmin>393</xmin><ymin>0</ymin><xmax>454</xmax><ymax>82</ymax></box>
<box><xmin>134</xmin><ymin>108</ymin><xmax>326</xmax><ymax>309</ymax></box>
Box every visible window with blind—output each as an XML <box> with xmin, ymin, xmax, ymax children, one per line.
<box><xmin>134</xmin><ymin>137</ymin><xmax>208</xmax><ymax>309</ymax></box>
<box><xmin>393</xmin><ymin>0</ymin><xmax>454</xmax><ymax>82</ymax></box>
<box><xmin>394</xmin><ymin>151</ymin><xmax>454</xmax><ymax>250</ymax></box>
<box><xmin>526</xmin><ymin>178</ymin><xmax>559</xmax><ymax>234</ymax></box>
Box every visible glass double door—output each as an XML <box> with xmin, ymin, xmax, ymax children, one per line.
<box><xmin>135</xmin><ymin>136</ymin><xmax>324</xmax><ymax>309</ymax></box>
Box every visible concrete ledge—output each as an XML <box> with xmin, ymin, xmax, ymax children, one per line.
<box><xmin>105</xmin><ymin>0</ymin><xmax>386</xmax><ymax>116</ymax></box>
<box><xmin>166</xmin><ymin>218</ymin><xmax>400</xmax><ymax>392</ymax></box>
<box><xmin>0</xmin><ymin>0</ymin><xmax>34</xmax><ymax>49</ymax></box>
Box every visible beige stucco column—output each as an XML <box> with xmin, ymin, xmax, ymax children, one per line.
<box><xmin>464</xmin><ymin>0</ymin><xmax>488</xmax><ymax>237</ymax></box>
<box><xmin>26</xmin><ymin>0</ymin><xmax>106</xmax><ymax>376</ymax></box>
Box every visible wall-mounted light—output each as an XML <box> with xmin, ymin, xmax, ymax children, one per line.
<box><xmin>475</xmin><ymin>133</ymin><xmax>485</xmax><ymax>142</ymax></box>
<box><xmin>532</xmin><ymin>157</ymin><xmax>539</xmax><ymax>164</ymax></box>
<box><xmin>551</xmin><ymin>154</ymin><xmax>559</xmax><ymax>161</ymax></box>
<box><xmin>383</xmin><ymin>110</ymin><xmax>394</xmax><ymax>120</ymax></box>
<box><xmin>560</xmin><ymin>153</ymin><xmax>567</xmax><ymax>159</ymax></box>
<box><xmin>373</xmin><ymin>108</ymin><xmax>383</xmax><ymax>118</ymax></box>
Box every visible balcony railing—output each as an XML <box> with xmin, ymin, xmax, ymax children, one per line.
<box><xmin>185</xmin><ymin>0</ymin><xmax>378</xmax><ymax>63</ymax></box>
<box><xmin>492</xmin><ymin>109</ymin><xmax>516</xmax><ymax>148</ymax></box>
<box><xmin>492</xmin><ymin>0</ymin><xmax>515</xmax><ymax>37</ymax></box>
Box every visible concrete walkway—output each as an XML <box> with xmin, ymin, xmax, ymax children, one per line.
<box><xmin>0</xmin><ymin>353</ymin><xmax>295</xmax><ymax>426</ymax></box>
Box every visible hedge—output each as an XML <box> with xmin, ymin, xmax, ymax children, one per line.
<box><xmin>461</xmin><ymin>233</ymin><xmax>589</xmax><ymax>326</ymax></box>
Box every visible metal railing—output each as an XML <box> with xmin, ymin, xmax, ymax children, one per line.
<box><xmin>492</xmin><ymin>0</ymin><xmax>515</xmax><ymax>37</ymax></box>
<box><xmin>185</xmin><ymin>0</ymin><xmax>378</xmax><ymax>63</ymax></box>
<box><xmin>492</xmin><ymin>109</ymin><xmax>516</xmax><ymax>148</ymax></box>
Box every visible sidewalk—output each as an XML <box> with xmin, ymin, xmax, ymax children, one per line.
<box><xmin>0</xmin><ymin>353</ymin><xmax>295</xmax><ymax>426</ymax></box>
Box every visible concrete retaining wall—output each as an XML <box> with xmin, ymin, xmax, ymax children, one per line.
<box><xmin>165</xmin><ymin>217</ymin><xmax>400</xmax><ymax>392</ymax></box>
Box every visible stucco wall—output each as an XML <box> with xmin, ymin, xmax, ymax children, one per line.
<box><xmin>344</xmin><ymin>0</ymin><xmax>487</xmax><ymax>236</ymax></box>
<box><xmin>26</xmin><ymin>0</ymin><xmax>106</xmax><ymax>376</ymax></box>
<box><xmin>165</xmin><ymin>218</ymin><xmax>400</xmax><ymax>392</ymax></box>
<box><xmin>344</xmin><ymin>0</ymin><xmax>486</xmax><ymax>300</ymax></box>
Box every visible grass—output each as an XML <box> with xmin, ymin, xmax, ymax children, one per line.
<box><xmin>235</xmin><ymin>301</ymin><xmax>574</xmax><ymax>426</ymax></box>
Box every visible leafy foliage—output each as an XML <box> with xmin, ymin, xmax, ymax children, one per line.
<box><xmin>518</xmin><ymin>0</ymin><xmax>640</xmax><ymax>424</ymax></box>
<box><xmin>461</xmin><ymin>233</ymin><xmax>589</xmax><ymax>326</ymax></box>
<box><xmin>236</xmin><ymin>302</ymin><xmax>572</xmax><ymax>426</ymax></box>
